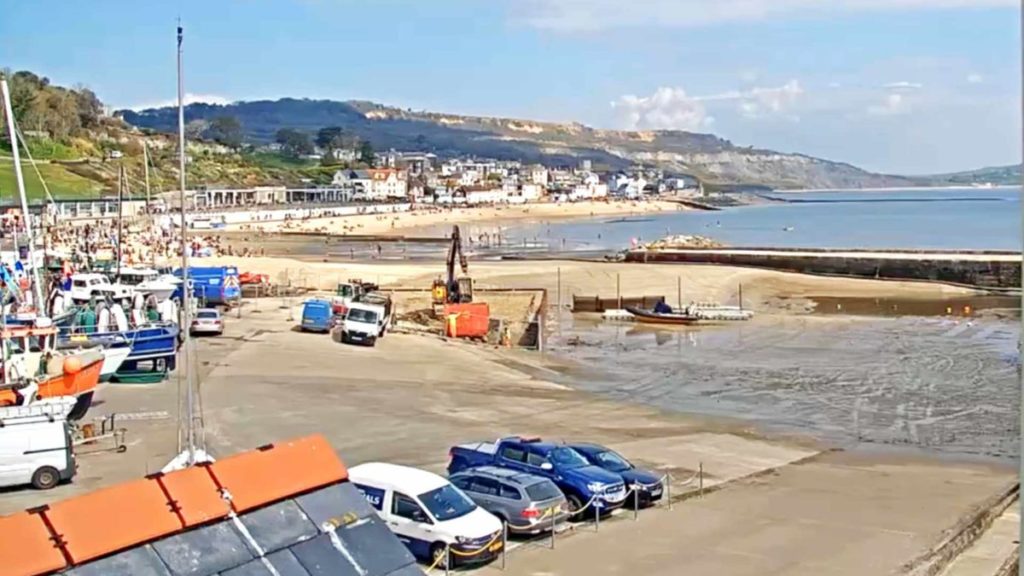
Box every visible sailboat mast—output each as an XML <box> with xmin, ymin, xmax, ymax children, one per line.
<box><xmin>1</xmin><ymin>79</ymin><xmax>45</xmax><ymax>311</ymax></box>
<box><xmin>143</xmin><ymin>141</ymin><xmax>151</xmax><ymax>206</ymax></box>
<box><xmin>116</xmin><ymin>165</ymin><xmax>124</xmax><ymax>282</ymax></box>
<box><xmin>176</xmin><ymin>24</ymin><xmax>196</xmax><ymax>460</ymax></box>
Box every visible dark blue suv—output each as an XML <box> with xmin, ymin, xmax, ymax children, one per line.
<box><xmin>569</xmin><ymin>443</ymin><xmax>664</xmax><ymax>507</ymax></box>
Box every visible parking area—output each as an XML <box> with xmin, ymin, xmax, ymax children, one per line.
<box><xmin>0</xmin><ymin>298</ymin><xmax>1015</xmax><ymax>575</ymax></box>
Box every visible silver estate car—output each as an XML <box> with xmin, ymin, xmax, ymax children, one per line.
<box><xmin>449</xmin><ymin>466</ymin><xmax>570</xmax><ymax>535</ymax></box>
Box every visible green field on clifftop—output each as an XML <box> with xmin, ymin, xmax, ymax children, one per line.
<box><xmin>0</xmin><ymin>159</ymin><xmax>104</xmax><ymax>201</ymax></box>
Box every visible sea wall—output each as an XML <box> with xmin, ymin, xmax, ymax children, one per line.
<box><xmin>624</xmin><ymin>248</ymin><xmax>1022</xmax><ymax>290</ymax></box>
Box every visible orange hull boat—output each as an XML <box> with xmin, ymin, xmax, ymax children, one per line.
<box><xmin>0</xmin><ymin>357</ymin><xmax>103</xmax><ymax>417</ymax></box>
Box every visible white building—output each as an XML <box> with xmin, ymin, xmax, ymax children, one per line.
<box><xmin>332</xmin><ymin>168</ymin><xmax>408</xmax><ymax>199</ymax></box>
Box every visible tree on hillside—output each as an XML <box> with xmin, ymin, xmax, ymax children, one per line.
<box><xmin>275</xmin><ymin>128</ymin><xmax>314</xmax><ymax>157</ymax></box>
<box><xmin>316</xmin><ymin>126</ymin><xmax>344</xmax><ymax>149</ymax></box>
<box><xmin>205</xmin><ymin>115</ymin><xmax>244</xmax><ymax>149</ymax></box>
<box><xmin>185</xmin><ymin>120</ymin><xmax>209</xmax><ymax>141</ymax></box>
<box><xmin>358</xmin><ymin>140</ymin><xmax>375</xmax><ymax>165</ymax></box>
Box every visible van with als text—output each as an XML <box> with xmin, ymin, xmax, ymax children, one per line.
<box><xmin>349</xmin><ymin>462</ymin><xmax>503</xmax><ymax>569</ymax></box>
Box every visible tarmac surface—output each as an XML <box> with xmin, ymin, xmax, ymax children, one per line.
<box><xmin>0</xmin><ymin>300</ymin><xmax>1016</xmax><ymax>575</ymax></box>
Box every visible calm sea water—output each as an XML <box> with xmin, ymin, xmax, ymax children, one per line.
<box><xmin>500</xmin><ymin>187</ymin><xmax>1021</xmax><ymax>252</ymax></box>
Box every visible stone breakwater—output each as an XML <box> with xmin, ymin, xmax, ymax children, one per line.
<box><xmin>625</xmin><ymin>247</ymin><xmax>1022</xmax><ymax>290</ymax></box>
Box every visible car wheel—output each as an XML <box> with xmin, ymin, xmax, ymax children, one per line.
<box><xmin>566</xmin><ymin>493</ymin><xmax>586</xmax><ymax>520</ymax></box>
<box><xmin>32</xmin><ymin>466</ymin><xmax>60</xmax><ymax>490</ymax></box>
<box><xmin>430</xmin><ymin>543</ymin><xmax>449</xmax><ymax>569</ymax></box>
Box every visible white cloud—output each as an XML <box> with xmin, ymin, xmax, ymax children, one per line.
<box><xmin>967</xmin><ymin>73</ymin><xmax>984</xmax><ymax>84</ymax></box>
<box><xmin>520</xmin><ymin>0</ymin><xmax>1016</xmax><ymax>31</ymax></box>
<box><xmin>883</xmin><ymin>81</ymin><xmax>923</xmax><ymax>91</ymax></box>
<box><xmin>867</xmin><ymin>93</ymin><xmax>908</xmax><ymax>116</ymax></box>
<box><xmin>129</xmin><ymin>93</ymin><xmax>233</xmax><ymax>111</ymax></box>
<box><xmin>611</xmin><ymin>87</ymin><xmax>714</xmax><ymax>130</ymax></box>
<box><xmin>612</xmin><ymin>80</ymin><xmax>803</xmax><ymax>129</ymax></box>
<box><xmin>828</xmin><ymin>82</ymin><xmax>842</xmax><ymax>89</ymax></box>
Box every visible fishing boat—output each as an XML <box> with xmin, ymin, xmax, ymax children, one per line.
<box><xmin>117</xmin><ymin>267</ymin><xmax>180</xmax><ymax>301</ymax></box>
<box><xmin>625</xmin><ymin>306</ymin><xmax>702</xmax><ymax>325</ymax></box>
<box><xmin>62</xmin><ymin>322</ymin><xmax>180</xmax><ymax>384</ymax></box>
<box><xmin>626</xmin><ymin>303</ymin><xmax>754</xmax><ymax>325</ymax></box>
<box><xmin>0</xmin><ymin>325</ymin><xmax>104</xmax><ymax>420</ymax></box>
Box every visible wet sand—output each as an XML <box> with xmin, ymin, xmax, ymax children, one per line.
<box><xmin>552</xmin><ymin>313</ymin><xmax>1019</xmax><ymax>460</ymax></box>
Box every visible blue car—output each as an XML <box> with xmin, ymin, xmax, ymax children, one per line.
<box><xmin>569</xmin><ymin>443</ymin><xmax>664</xmax><ymax>507</ymax></box>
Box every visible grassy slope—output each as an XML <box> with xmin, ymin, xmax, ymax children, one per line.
<box><xmin>0</xmin><ymin>159</ymin><xmax>104</xmax><ymax>201</ymax></box>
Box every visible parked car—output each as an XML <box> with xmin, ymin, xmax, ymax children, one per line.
<box><xmin>447</xmin><ymin>436</ymin><xmax>627</xmax><ymax>517</ymax></box>
<box><xmin>449</xmin><ymin>466</ymin><xmax>570</xmax><ymax>535</ymax></box>
<box><xmin>569</xmin><ymin>443</ymin><xmax>664</xmax><ymax>507</ymax></box>
<box><xmin>190</xmin><ymin>308</ymin><xmax>224</xmax><ymax>336</ymax></box>
<box><xmin>350</xmin><ymin>462</ymin><xmax>503</xmax><ymax>569</ymax></box>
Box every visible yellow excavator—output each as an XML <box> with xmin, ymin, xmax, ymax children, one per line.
<box><xmin>431</xmin><ymin>225</ymin><xmax>473</xmax><ymax>313</ymax></box>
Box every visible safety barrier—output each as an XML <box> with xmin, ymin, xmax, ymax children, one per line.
<box><xmin>427</xmin><ymin>464</ymin><xmax>705</xmax><ymax>574</ymax></box>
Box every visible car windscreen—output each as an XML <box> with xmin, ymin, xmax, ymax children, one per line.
<box><xmin>548</xmin><ymin>447</ymin><xmax>589</xmax><ymax>469</ymax></box>
<box><xmin>524</xmin><ymin>480</ymin><xmax>563</xmax><ymax>501</ymax></box>
<box><xmin>594</xmin><ymin>450</ymin><xmax>632</xmax><ymax>472</ymax></box>
<box><xmin>197</xmin><ymin>311</ymin><xmax>219</xmax><ymax>319</ymax></box>
<box><xmin>419</xmin><ymin>484</ymin><xmax>477</xmax><ymax>522</ymax></box>
<box><xmin>347</xmin><ymin>309</ymin><xmax>378</xmax><ymax>323</ymax></box>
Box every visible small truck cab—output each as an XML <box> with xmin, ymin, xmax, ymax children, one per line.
<box><xmin>341</xmin><ymin>301</ymin><xmax>389</xmax><ymax>346</ymax></box>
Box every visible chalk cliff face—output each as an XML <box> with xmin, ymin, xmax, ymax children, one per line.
<box><xmin>121</xmin><ymin>99</ymin><xmax>915</xmax><ymax>189</ymax></box>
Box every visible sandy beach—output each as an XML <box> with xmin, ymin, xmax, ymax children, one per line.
<box><xmin>197</xmin><ymin>254</ymin><xmax>979</xmax><ymax>311</ymax></box>
<box><xmin>224</xmin><ymin>199</ymin><xmax>685</xmax><ymax>235</ymax></box>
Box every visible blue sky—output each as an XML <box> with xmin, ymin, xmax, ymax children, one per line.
<box><xmin>1</xmin><ymin>0</ymin><xmax>1019</xmax><ymax>174</ymax></box>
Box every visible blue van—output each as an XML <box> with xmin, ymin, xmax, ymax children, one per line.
<box><xmin>174</xmin><ymin>266</ymin><xmax>241</xmax><ymax>306</ymax></box>
<box><xmin>300</xmin><ymin>299</ymin><xmax>333</xmax><ymax>332</ymax></box>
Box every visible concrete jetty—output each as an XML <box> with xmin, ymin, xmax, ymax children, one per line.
<box><xmin>625</xmin><ymin>247</ymin><xmax>1021</xmax><ymax>290</ymax></box>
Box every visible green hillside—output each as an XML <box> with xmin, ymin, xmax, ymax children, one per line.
<box><xmin>0</xmin><ymin>158</ymin><xmax>104</xmax><ymax>201</ymax></box>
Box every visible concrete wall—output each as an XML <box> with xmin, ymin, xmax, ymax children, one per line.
<box><xmin>625</xmin><ymin>248</ymin><xmax>1022</xmax><ymax>290</ymax></box>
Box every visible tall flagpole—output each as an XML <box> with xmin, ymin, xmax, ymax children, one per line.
<box><xmin>177</xmin><ymin>23</ymin><xmax>195</xmax><ymax>461</ymax></box>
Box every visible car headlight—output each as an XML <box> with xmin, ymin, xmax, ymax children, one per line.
<box><xmin>455</xmin><ymin>535</ymin><xmax>473</xmax><ymax>544</ymax></box>
<box><xmin>587</xmin><ymin>482</ymin><xmax>606</xmax><ymax>493</ymax></box>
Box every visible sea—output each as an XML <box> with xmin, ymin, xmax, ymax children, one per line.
<box><xmin>497</xmin><ymin>187</ymin><xmax>1022</xmax><ymax>253</ymax></box>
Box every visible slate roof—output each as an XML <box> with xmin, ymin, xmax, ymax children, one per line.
<box><xmin>0</xmin><ymin>435</ymin><xmax>423</xmax><ymax>576</ymax></box>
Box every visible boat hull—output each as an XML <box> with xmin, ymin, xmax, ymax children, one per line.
<box><xmin>0</xmin><ymin>358</ymin><xmax>104</xmax><ymax>419</ymax></box>
<box><xmin>624</xmin><ymin>307</ymin><xmax>701</xmax><ymax>325</ymax></box>
<box><xmin>99</xmin><ymin>346</ymin><xmax>132</xmax><ymax>382</ymax></box>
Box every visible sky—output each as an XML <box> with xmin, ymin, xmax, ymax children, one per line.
<box><xmin>1</xmin><ymin>0</ymin><xmax>1020</xmax><ymax>174</ymax></box>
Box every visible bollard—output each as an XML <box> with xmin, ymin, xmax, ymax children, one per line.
<box><xmin>550</xmin><ymin>508</ymin><xmax>556</xmax><ymax>549</ymax></box>
<box><xmin>501</xmin><ymin>521</ymin><xmax>508</xmax><ymax>570</ymax></box>
<box><xmin>633</xmin><ymin>486</ymin><xmax>639</xmax><ymax>521</ymax></box>
<box><xmin>699</xmin><ymin>462</ymin><xmax>704</xmax><ymax>498</ymax></box>
<box><xmin>594</xmin><ymin>501</ymin><xmax>601</xmax><ymax>532</ymax></box>
<box><xmin>666</xmin><ymin>473</ymin><xmax>673</xmax><ymax>510</ymax></box>
<box><xmin>444</xmin><ymin>545</ymin><xmax>451</xmax><ymax>576</ymax></box>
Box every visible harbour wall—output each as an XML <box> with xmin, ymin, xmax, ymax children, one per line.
<box><xmin>624</xmin><ymin>247</ymin><xmax>1022</xmax><ymax>290</ymax></box>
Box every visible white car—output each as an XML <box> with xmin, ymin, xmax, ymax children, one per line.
<box><xmin>350</xmin><ymin>462</ymin><xmax>503</xmax><ymax>569</ymax></box>
<box><xmin>190</xmin><ymin>308</ymin><xmax>224</xmax><ymax>336</ymax></box>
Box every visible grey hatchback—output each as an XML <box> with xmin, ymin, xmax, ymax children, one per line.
<box><xmin>450</xmin><ymin>466</ymin><xmax>570</xmax><ymax>535</ymax></box>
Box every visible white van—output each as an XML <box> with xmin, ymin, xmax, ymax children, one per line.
<box><xmin>341</xmin><ymin>301</ymin><xmax>389</xmax><ymax>347</ymax></box>
<box><xmin>349</xmin><ymin>462</ymin><xmax>503</xmax><ymax>568</ymax></box>
<box><xmin>0</xmin><ymin>400</ymin><xmax>76</xmax><ymax>490</ymax></box>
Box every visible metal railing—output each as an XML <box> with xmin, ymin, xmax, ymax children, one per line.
<box><xmin>426</xmin><ymin>464</ymin><xmax>705</xmax><ymax>574</ymax></box>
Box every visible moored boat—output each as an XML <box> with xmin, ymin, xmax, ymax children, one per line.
<box><xmin>625</xmin><ymin>306</ymin><xmax>701</xmax><ymax>325</ymax></box>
